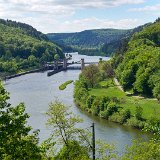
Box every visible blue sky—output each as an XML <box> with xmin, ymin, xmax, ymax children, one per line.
<box><xmin>0</xmin><ymin>0</ymin><xmax>160</xmax><ymax>33</ymax></box>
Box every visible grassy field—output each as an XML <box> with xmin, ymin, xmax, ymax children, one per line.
<box><xmin>89</xmin><ymin>79</ymin><xmax>160</xmax><ymax>120</ymax></box>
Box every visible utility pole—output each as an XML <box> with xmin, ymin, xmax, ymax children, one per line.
<box><xmin>91</xmin><ymin>123</ymin><xmax>95</xmax><ymax>160</ymax></box>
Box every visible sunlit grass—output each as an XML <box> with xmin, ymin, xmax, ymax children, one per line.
<box><xmin>89</xmin><ymin>79</ymin><xmax>160</xmax><ymax>120</ymax></box>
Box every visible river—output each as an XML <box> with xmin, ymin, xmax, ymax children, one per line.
<box><xmin>4</xmin><ymin>53</ymin><xmax>150</xmax><ymax>155</ymax></box>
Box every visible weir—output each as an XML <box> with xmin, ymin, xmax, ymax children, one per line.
<box><xmin>47</xmin><ymin>57</ymin><xmax>101</xmax><ymax>76</ymax></box>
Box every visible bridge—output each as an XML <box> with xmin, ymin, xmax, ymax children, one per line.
<box><xmin>46</xmin><ymin>58</ymin><xmax>102</xmax><ymax>76</ymax></box>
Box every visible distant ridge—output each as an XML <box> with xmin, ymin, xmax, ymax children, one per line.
<box><xmin>47</xmin><ymin>28</ymin><xmax>131</xmax><ymax>56</ymax></box>
<box><xmin>47</xmin><ymin>23</ymin><xmax>151</xmax><ymax>56</ymax></box>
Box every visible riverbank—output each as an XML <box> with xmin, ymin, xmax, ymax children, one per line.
<box><xmin>74</xmin><ymin>73</ymin><xmax>160</xmax><ymax>131</ymax></box>
<box><xmin>5</xmin><ymin>53</ymin><xmax>154</xmax><ymax>155</ymax></box>
<box><xmin>0</xmin><ymin>66</ymin><xmax>47</xmax><ymax>81</ymax></box>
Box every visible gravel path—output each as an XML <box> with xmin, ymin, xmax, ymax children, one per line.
<box><xmin>113</xmin><ymin>78</ymin><xmax>157</xmax><ymax>100</ymax></box>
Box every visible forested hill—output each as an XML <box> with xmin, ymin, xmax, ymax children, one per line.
<box><xmin>114</xmin><ymin>18</ymin><xmax>160</xmax><ymax>98</ymax></box>
<box><xmin>101</xmin><ymin>23</ymin><xmax>151</xmax><ymax>56</ymax></box>
<box><xmin>0</xmin><ymin>19</ymin><xmax>63</xmax><ymax>76</ymax></box>
<box><xmin>0</xmin><ymin>19</ymin><xmax>48</xmax><ymax>41</ymax></box>
<box><xmin>47</xmin><ymin>29</ymin><xmax>131</xmax><ymax>56</ymax></box>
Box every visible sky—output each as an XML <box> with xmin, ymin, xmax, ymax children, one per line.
<box><xmin>0</xmin><ymin>0</ymin><xmax>160</xmax><ymax>33</ymax></box>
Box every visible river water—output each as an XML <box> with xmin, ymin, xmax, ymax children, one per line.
<box><xmin>4</xmin><ymin>53</ymin><xmax>149</xmax><ymax>155</ymax></box>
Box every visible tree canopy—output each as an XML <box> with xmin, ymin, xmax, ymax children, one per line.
<box><xmin>0</xmin><ymin>19</ymin><xmax>63</xmax><ymax>75</ymax></box>
<box><xmin>0</xmin><ymin>81</ymin><xmax>43</xmax><ymax>159</ymax></box>
<box><xmin>115</xmin><ymin>20</ymin><xmax>160</xmax><ymax>98</ymax></box>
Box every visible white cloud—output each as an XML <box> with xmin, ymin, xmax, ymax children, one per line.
<box><xmin>63</xmin><ymin>18</ymin><xmax>140</xmax><ymax>31</ymax></box>
<box><xmin>37</xmin><ymin>17</ymin><xmax>141</xmax><ymax>33</ymax></box>
<box><xmin>0</xmin><ymin>0</ymin><xmax>146</xmax><ymax>17</ymax></box>
<box><xmin>0</xmin><ymin>0</ymin><xmax>145</xmax><ymax>32</ymax></box>
<box><xmin>129</xmin><ymin>3</ymin><xmax>160</xmax><ymax>12</ymax></box>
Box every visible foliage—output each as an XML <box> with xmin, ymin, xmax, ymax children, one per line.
<box><xmin>59</xmin><ymin>80</ymin><xmax>73</xmax><ymax>90</ymax></box>
<box><xmin>74</xmin><ymin>60</ymin><xmax>160</xmax><ymax>130</ymax></box>
<box><xmin>126</xmin><ymin>117</ymin><xmax>145</xmax><ymax>129</ymax></box>
<box><xmin>47</xmin><ymin>29</ymin><xmax>131</xmax><ymax>56</ymax></box>
<box><xmin>81</xmin><ymin>64</ymin><xmax>100</xmax><ymax>88</ymax></box>
<box><xmin>0</xmin><ymin>19</ymin><xmax>48</xmax><ymax>40</ymax></box>
<box><xmin>46</xmin><ymin>101</ymin><xmax>91</xmax><ymax>158</ymax></box>
<box><xmin>135</xmin><ymin>106</ymin><xmax>143</xmax><ymax>120</ymax></box>
<box><xmin>116</xmin><ymin>20</ymin><xmax>160</xmax><ymax>98</ymax></box>
<box><xmin>121</xmin><ymin>140</ymin><xmax>160</xmax><ymax>160</ymax></box>
<box><xmin>120</xmin><ymin>109</ymin><xmax>131</xmax><ymax>123</ymax></box>
<box><xmin>99</xmin><ymin>61</ymin><xmax>115</xmax><ymax>79</ymax></box>
<box><xmin>144</xmin><ymin>116</ymin><xmax>160</xmax><ymax>141</ymax></box>
<box><xmin>0</xmin><ymin>19</ymin><xmax>63</xmax><ymax>75</ymax></box>
<box><xmin>54</xmin><ymin>54</ymin><xmax>60</xmax><ymax>60</ymax></box>
<box><xmin>0</xmin><ymin>81</ymin><xmax>43</xmax><ymax>159</ymax></box>
<box><xmin>56</xmin><ymin>140</ymin><xmax>90</xmax><ymax>160</ymax></box>
<box><xmin>96</xmin><ymin>140</ymin><xmax>118</xmax><ymax>160</ymax></box>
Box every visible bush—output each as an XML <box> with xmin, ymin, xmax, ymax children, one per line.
<box><xmin>86</xmin><ymin>95</ymin><xmax>96</xmax><ymax>109</ymax></box>
<box><xmin>56</xmin><ymin>141</ymin><xmax>89</xmax><ymax>160</ymax></box>
<box><xmin>99</xmin><ymin>103</ymin><xmax>118</xmax><ymax>119</ymax></box>
<box><xmin>100</xmin><ymin>110</ymin><xmax>109</xmax><ymax>119</ymax></box>
<box><xmin>91</xmin><ymin>97</ymin><xmax>101</xmax><ymax>116</ymax></box>
<box><xmin>122</xmin><ymin>140</ymin><xmax>160</xmax><ymax>160</ymax></box>
<box><xmin>108</xmin><ymin>112</ymin><xmax>123</xmax><ymax>123</ymax></box>
<box><xmin>108</xmin><ymin>109</ymin><xmax>131</xmax><ymax>124</ymax></box>
<box><xmin>145</xmin><ymin>116</ymin><xmax>160</xmax><ymax>140</ymax></box>
<box><xmin>135</xmin><ymin>106</ymin><xmax>143</xmax><ymax>120</ymax></box>
<box><xmin>126</xmin><ymin>117</ymin><xmax>145</xmax><ymax>129</ymax></box>
<box><xmin>106</xmin><ymin>103</ymin><xmax>119</xmax><ymax>117</ymax></box>
<box><xmin>121</xmin><ymin>109</ymin><xmax>131</xmax><ymax>123</ymax></box>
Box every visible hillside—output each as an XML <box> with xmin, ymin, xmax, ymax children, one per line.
<box><xmin>101</xmin><ymin>23</ymin><xmax>151</xmax><ymax>56</ymax></box>
<box><xmin>115</xmin><ymin>19</ymin><xmax>160</xmax><ymax>98</ymax></box>
<box><xmin>0</xmin><ymin>19</ymin><xmax>48</xmax><ymax>41</ymax></box>
<box><xmin>0</xmin><ymin>19</ymin><xmax>63</xmax><ymax>76</ymax></box>
<box><xmin>47</xmin><ymin>29</ymin><xmax>131</xmax><ymax>56</ymax></box>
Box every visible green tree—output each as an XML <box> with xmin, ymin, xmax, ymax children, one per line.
<box><xmin>135</xmin><ymin>106</ymin><xmax>143</xmax><ymax>120</ymax></box>
<box><xmin>121</xmin><ymin>140</ymin><xmax>160</xmax><ymax>160</ymax></box>
<box><xmin>0</xmin><ymin>82</ymin><xmax>43</xmax><ymax>159</ymax></box>
<box><xmin>99</xmin><ymin>61</ymin><xmax>114</xmax><ymax>79</ymax></box>
<box><xmin>56</xmin><ymin>140</ymin><xmax>90</xmax><ymax>160</ymax></box>
<box><xmin>54</xmin><ymin>54</ymin><xmax>60</xmax><ymax>61</ymax></box>
<box><xmin>81</xmin><ymin>64</ymin><xmax>100</xmax><ymax>88</ymax></box>
<box><xmin>96</xmin><ymin>140</ymin><xmax>118</xmax><ymax>160</ymax></box>
<box><xmin>46</xmin><ymin>101</ymin><xmax>91</xmax><ymax>159</ymax></box>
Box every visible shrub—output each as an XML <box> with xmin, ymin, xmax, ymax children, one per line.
<box><xmin>56</xmin><ymin>140</ymin><xmax>89</xmax><ymax>160</ymax></box>
<box><xmin>108</xmin><ymin>112</ymin><xmax>123</xmax><ymax>123</ymax></box>
<box><xmin>99</xmin><ymin>110</ymin><xmax>109</xmax><ymax>119</ymax></box>
<box><xmin>126</xmin><ymin>117</ymin><xmax>145</xmax><ymax>129</ymax></box>
<box><xmin>86</xmin><ymin>95</ymin><xmax>96</xmax><ymax>109</ymax></box>
<box><xmin>106</xmin><ymin>103</ymin><xmax>119</xmax><ymax>117</ymax></box>
<box><xmin>99</xmin><ymin>103</ymin><xmax>118</xmax><ymax>119</ymax></box>
<box><xmin>91</xmin><ymin>97</ymin><xmax>101</xmax><ymax>116</ymax></box>
<box><xmin>145</xmin><ymin>116</ymin><xmax>160</xmax><ymax>141</ymax></box>
<box><xmin>135</xmin><ymin>106</ymin><xmax>143</xmax><ymax>120</ymax></box>
<box><xmin>111</xmin><ymin>97</ymin><xmax>120</xmax><ymax>103</ymax></box>
<box><xmin>121</xmin><ymin>109</ymin><xmax>131</xmax><ymax>123</ymax></box>
<box><xmin>99</xmin><ymin>96</ymin><xmax>110</xmax><ymax>111</ymax></box>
